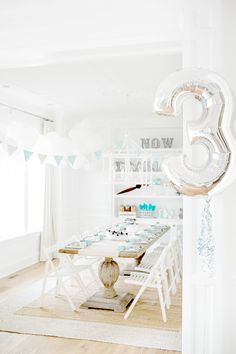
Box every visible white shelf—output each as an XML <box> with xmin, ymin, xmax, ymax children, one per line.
<box><xmin>139</xmin><ymin>218</ymin><xmax>183</xmax><ymax>225</ymax></box>
<box><xmin>143</xmin><ymin>148</ymin><xmax>182</xmax><ymax>153</ymax></box>
<box><xmin>112</xmin><ymin>171</ymin><xmax>165</xmax><ymax>177</ymax></box>
<box><xmin>114</xmin><ymin>216</ymin><xmax>183</xmax><ymax>225</ymax></box>
<box><xmin>114</xmin><ymin>195</ymin><xmax>182</xmax><ymax>199</ymax></box>
<box><xmin>105</xmin><ymin>148</ymin><xmax>182</xmax><ymax>159</ymax></box>
<box><xmin>109</xmin><ymin>134</ymin><xmax>183</xmax><ymax>225</ymax></box>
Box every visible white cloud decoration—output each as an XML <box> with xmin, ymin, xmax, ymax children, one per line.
<box><xmin>68</xmin><ymin>120</ymin><xmax>104</xmax><ymax>154</ymax></box>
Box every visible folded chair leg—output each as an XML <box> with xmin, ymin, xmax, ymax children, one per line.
<box><xmin>75</xmin><ymin>274</ymin><xmax>89</xmax><ymax>298</ymax></box>
<box><xmin>124</xmin><ymin>285</ymin><xmax>146</xmax><ymax>320</ymax></box>
<box><xmin>157</xmin><ymin>286</ymin><xmax>167</xmax><ymax>322</ymax></box>
<box><xmin>89</xmin><ymin>266</ymin><xmax>100</xmax><ymax>287</ymax></box>
<box><xmin>173</xmin><ymin>255</ymin><xmax>181</xmax><ymax>284</ymax></box>
<box><xmin>55</xmin><ymin>278</ymin><xmax>63</xmax><ymax>296</ymax></box>
<box><xmin>162</xmin><ymin>274</ymin><xmax>171</xmax><ymax>309</ymax></box>
<box><xmin>60</xmin><ymin>280</ymin><xmax>76</xmax><ymax>311</ymax></box>
<box><xmin>168</xmin><ymin>267</ymin><xmax>177</xmax><ymax>294</ymax></box>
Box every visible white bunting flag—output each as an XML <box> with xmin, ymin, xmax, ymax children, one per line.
<box><xmin>38</xmin><ymin>154</ymin><xmax>47</xmax><ymax>165</ymax></box>
<box><xmin>6</xmin><ymin>144</ymin><xmax>17</xmax><ymax>156</ymax></box>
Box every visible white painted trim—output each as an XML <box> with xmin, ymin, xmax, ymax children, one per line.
<box><xmin>0</xmin><ymin>39</ymin><xmax>182</xmax><ymax>69</ymax></box>
<box><xmin>0</xmin><ymin>254</ymin><xmax>39</xmax><ymax>280</ymax></box>
<box><xmin>0</xmin><ymin>232</ymin><xmax>40</xmax><ymax>279</ymax></box>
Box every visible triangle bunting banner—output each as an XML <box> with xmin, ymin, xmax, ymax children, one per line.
<box><xmin>68</xmin><ymin>155</ymin><xmax>76</xmax><ymax>166</ymax></box>
<box><xmin>24</xmin><ymin>150</ymin><xmax>33</xmax><ymax>162</ymax></box>
<box><xmin>54</xmin><ymin>155</ymin><xmax>63</xmax><ymax>166</ymax></box>
<box><xmin>38</xmin><ymin>154</ymin><xmax>47</xmax><ymax>165</ymax></box>
<box><xmin>7</xmin><ymin>144</ymin><xmax>18</xmax><ymax>156</ymax></box>
<box><xmin>94</xmin><ymin>150</ymin><xmax>102</xmax><ymax>160</ymax></box>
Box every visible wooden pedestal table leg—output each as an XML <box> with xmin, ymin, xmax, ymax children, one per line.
<box><xmin>99</xmin><ymin>257</ymin><xmax>120</xmax><ymax>299</ymax></box>
<box><xmin>81</xmin><ymin>257</ymin><xmax>134</xmax><ymax>313</ymax></box>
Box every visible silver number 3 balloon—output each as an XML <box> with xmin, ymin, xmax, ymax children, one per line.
<box><xmin>153</xmin><ymin>68</ymin><xmax>235</xmax><ymax>196</ymax></box>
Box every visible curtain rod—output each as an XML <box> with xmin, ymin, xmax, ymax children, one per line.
<box><xmin>0</xmin><ymin>102</ymin><xmax>54</xmax><ymax>122</ymax></box>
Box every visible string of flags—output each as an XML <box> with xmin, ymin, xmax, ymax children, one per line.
<box><xmin>0</xmin><ymin>140</ymin><xmax>103</xmax><ymax>168</ymax></box>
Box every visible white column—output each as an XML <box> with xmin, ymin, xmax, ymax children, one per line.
<box><xmin>180</xmin><ymin>1</ymin><xmax>226</xmax><ymax>353</ymax></box>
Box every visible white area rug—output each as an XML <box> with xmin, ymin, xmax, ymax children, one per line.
<box><xmin>0</xmin><ymin>279</ymin><xmax>181</xmax><ymax>351</ymax></box>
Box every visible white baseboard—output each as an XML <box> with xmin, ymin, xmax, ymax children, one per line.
<box><xmin>0</xmin><ymin>254</ymin><xmax>39</xmax><ymax>279</ymax></box>
<box><xmin>0</xmin><ymin>232</ymin><xmax>40</xmax><ymax>279</ymax></box>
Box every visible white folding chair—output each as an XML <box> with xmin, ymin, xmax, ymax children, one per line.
<box><xmin>40</xmin><ymin>241</ymin><xmax>94</xmax><ymax>311</ymax></box>
<box><xmin>169</xmin><ymin>236</ymin><xmax>181</xmax><ymax>285</ymax></box>
<box><xmin>124</xmin><ymin>245</ymin><xmax>171</xmax><ymax>322</ymax></box>
<box><xmin>176</xmin><ymin>227</ymin><xmax>183</xmax><ymax>276</ymax></box>
<box><xmin>152</xmin><ymin>225</ymin><xmax>182</xmax><ymax>288</ymax></box>
<box><xmin>61</xmin><ymin>234</ymin><xmax>101</xmax><ymax>287</ymax></box>
<box><xmin>137</xmin><ymin>238</ymin><xmax>181</xmax><ymax>289</ymax></box>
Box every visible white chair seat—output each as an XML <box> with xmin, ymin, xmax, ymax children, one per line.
<box><xmin>48</xmin><ymin>264</ymin><xmax>90</xmax><ymax>278</ymax></box>
<box><xmin>125</xmin><ymin>271</ymin><xmax>162</xmax><ymax>288</ymax></box>
<box><xmin>135</xmin><ymin>250</ymin><xmax>162</xmax><ymax>273</ymax></box>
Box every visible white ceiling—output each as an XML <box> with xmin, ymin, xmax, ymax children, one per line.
<box><xmin>0</xmin><ymin>0</ymin><xmax>183</xmax><ymax>120</ymax></box>
<box><xmin>0</xmin><ymin>51</ymin><xmax>182</xmax><ymax>118</ymax></box>
<box><xmin>0</xmin><ymin>0</ymin><xmax>183</xmax><ymax>70</ymax></box>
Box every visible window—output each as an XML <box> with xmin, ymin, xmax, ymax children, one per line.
<box><xmin>0</xmin><ymin>148</ymin><xmax>45</xmax><ymax>240</ymax></box>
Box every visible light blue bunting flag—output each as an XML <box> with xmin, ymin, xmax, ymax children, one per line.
<box><xmin>54</xmin><ymin>155</ymin><xmax>63</xmax><ymax>166</ymax></box>
<box><xmin>94</xmin><ymin>151</ymin><xmax>102</xmax><ymax>160</ymax></box>
<box><xmin>68</xmin><ymin>155</ymin><xmax>76</xmax><ymax>166</ymax></box>
<box><xmin>24</xmin><ymin>150</ymin><xmax>33</xmax><ymax>162</ymax></box>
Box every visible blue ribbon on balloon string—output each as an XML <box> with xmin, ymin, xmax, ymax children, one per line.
<box><xmin>197</xmin><ymin>197</ymin><xmax>215</xmax><ymax>276</ymax></box>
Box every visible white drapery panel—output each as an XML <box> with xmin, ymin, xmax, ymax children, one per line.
<box><xmin>40</xmin><ymin>120</ymin><xmax>56</xmax><ymax>261</ymax></box>
<box><xmin>0</xmin><ymin>107</ymin><xmax>44</xmax><ymax>241</ymax></box>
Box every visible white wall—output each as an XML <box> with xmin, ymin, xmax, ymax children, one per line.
<box><xmin>60</xmin><ymin>116</ymin><xmax>182</xmax><ymax>238</ymax></box>
<box><xmin>57</xmin><ymin>51</ymin><xmax>182</xmax><ymax>239</ymax></box>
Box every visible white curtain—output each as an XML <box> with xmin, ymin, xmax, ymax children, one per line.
<box><xmin>40</xmin><ymin>120</ymin><xmax>56</xmax><ymax>261</ymax></box>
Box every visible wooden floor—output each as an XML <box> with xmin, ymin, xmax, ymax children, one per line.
<box><xmin>0</xmin><ymin>263</ymin><xmax>181</xmax><ymax>354</ymax></box>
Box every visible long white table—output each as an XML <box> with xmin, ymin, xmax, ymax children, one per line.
<box><xmin>59</xmin><ymin>223</ymin><xmax>170</xmax><ymax>312</ymax></box>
